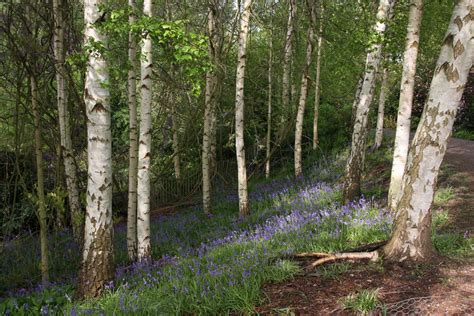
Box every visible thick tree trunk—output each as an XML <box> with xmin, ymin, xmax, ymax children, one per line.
<box><xmin>343</xmin><ymin>0</ymin><xmax>395</xmax><ymax>203</ymax></box>
<box><xmin>53</xmin><ymin>0</ymin><xmax>82</xmax><ymax>243</ymax></box>
<box><xmin>384</xmin><ymin>0</ymin><xmax>473</xmax><ymax>262</ymax></box>
<box><xmin>76</xmin><ymin>0</ymin><xmax>114</xmax><ymax>299</ymax></box>
<box><xmin>294</xmin><ymin>2</ymin><xmax>316</xmax><ymax>178</ymax></box>
<box><xmin>127</xmin><ymin>0</ymin><xmax>138</xmax><ymax>262</ymax></box>
<box><xmin>282</xmin><ymin>0</ymin><xmax>296</xmax><ymax>116</ymax></box>
<box><xmin>265</xmin><ymin>23</ymin><xmax>273</xmax><ymax>179</ymax></box>
<box><xmin>388</xmin><ymin>0</ymin><xmax>423</xmax><ymax>210</ymax></box>
<box><xmin>235</xmin><ymin>0</ymin><xmax>252</xmax><ymax>218</ymax></box>
<box><xmin>137</xmin><ymin>0</ymin><xmax>153</xmax><ymax>261</ymax></box>
<box><xmin>373</xmin><ymin>67</ymin><xmax>389</xmax><ymax>150</ymax></box>
<box><xmin>313</xmin><ymin>3</ymin><xmax>324</xmax><ymax>150</ymax></box>
<box><xmin>31</xmin><ymin>76</ymin><xmax>49</xmax><ymax>286</ymax></box>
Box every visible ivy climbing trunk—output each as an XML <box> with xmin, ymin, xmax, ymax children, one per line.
<box><xmin>313</xmin><ymin>2</ymin><xmax>324</xmax><ymax>150</ymax></box>
<box><xmin>31</xmin><ymin>76</ymin><xmax>49</xmax><ymax>286</ymax></box>
<box><xmin>137</xmin><ymin>0</ymin><xmax>153</xmax><ymax>261</ymax></box>
<box><xmin>76</xmin><ymin>0</ymin><xmax>114</xmax><ymax>299</ymax></box>
<box><xmin>384</xmin><ymin>0</ymin><xmax>473</xmax><ymax>262</ymax></box>
<box><xmin>235</xmin><ymin>0</ymin><xmax>252</xmax><ymax>218</ymax></box>
<box><xmin>373</xmin><ymin>67</ymin><xmax>389</xmax><ymax>150</ymax></box>
<box><xmin>343</xmin><ymin>0</ymin><xmax>395</xmax><ymax>203</ymax></box>
<box><xmin>294</xmin><ymin>1</ymin><xmax>316</xmax><ymax>178</ymax></box>
<box><xmin>127</xmin><ymin>0</ymin><xmax>138</xmax><ymax>262</ymax></box>
<box><xmin>388</xmin><ymin>0</ymin><xmax>423</xmax><ymax>210</ymax></box>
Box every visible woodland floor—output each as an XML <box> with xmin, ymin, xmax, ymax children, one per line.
<box><xmin>255</xmin><ymin>136</ymin><xmax>474</xmax><ymax>315</ymax></box>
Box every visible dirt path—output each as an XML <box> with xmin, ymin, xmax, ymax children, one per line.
<box><xmin>256</xmin><ymin>136</ymin><xmax>474</xmax><ymax>315</ymax></box>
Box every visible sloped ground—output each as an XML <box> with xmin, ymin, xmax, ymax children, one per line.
<box><xmin>256</xmin><ymin>136</ymin><xmax>474</xmax><ymax>315</ymax></box>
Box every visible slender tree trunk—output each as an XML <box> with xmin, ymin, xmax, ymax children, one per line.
<box><xmin>313</xmin><ymin>3</ymin><xmax>324</xmax><ymax>150</ymax></box>
<box><xmin>388</xmin><ymin>0</ymin><xmax>423</xmax><ymax>210</ymax></box>
<box><xmin>343</xmin><ymin>0</ymin><xmax>395</xmax><ymax>203</ymax></box>
<box><xmin>53</xmin><ymin>0</ymin><xmax>82</xmax><ymax>243</ymax></box>
<box><xmin>137</xmin><ymin>0</ymin><xmax>153</xmax><ymax>261</ymax></box>
<box><xmin>171</xmin><ymin>103</ymin><xmax>181</xmax><ymax>180</ymax></box>
<box><xmin>294</xmin><ymin>2</ymin><xmax>316</xmax><ymax>178</ymax></box>
<box><xmin>76</xmin><ymin>0</ymin><xmax>114</xmax><ymax>299</ymax></box>
<box><xmin>384</xmin><ymin>0</ymin><xmax>473</xmax><ymax>262</ymax></box>
<box><xmin>373</xmin><ymin>67</ymin><xmax>389</xmax><ymax>150</ymax></box>
<box><xmin>127</xmin><ymin>0</ymin><xmax>138</xmax><ymax>262</ymax></box>
<box><xmin>235</xmin><ymin>0</ymin><xmax>252</xmax><ymax>218</ymax></box>
<box><xmin>350</xmin><ymin>77</ymin><xmax>363</xmax><ymax>131</ymax></box>
<box><xmin>265</xmin><ymin>22</ymin><xmax>273</xmax><ymax>179</ymax></box>
<box><xmin>31</xmin><ymin>76</ymin><xmax>49</xmax><ymax>286</ymax></box>
<box><xmin>282</xmin><ymin>0</ymin><xmax>296</xmax><ymax>116</ymax></box>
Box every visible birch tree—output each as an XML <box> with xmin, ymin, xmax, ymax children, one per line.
<box><xmin>313</xmin><ymin>3</ymin><xmax>324</xmax><ymax>150</ymax></box>
<box><xmin>76</xmin><ymin>0</ymin><xmax>114</xmax><ymax>298</ymax></box>
<box><xmin>343</xmin><ymin>0</ymin><xmax>395</xmax><ymax>203</ymax></box>
<box><xmin>31</xmin><ymin>75</ymin><xmax>49</xmax><ymax>285</ymax></box>
<box><xmin>294</xmin><ymin>1</ymin><xmax>316</xmax><ymax>178</ymax></box>
<box><xmin>235</xmin><ymin>0</ymin><xmax>252</xmax><ymax>218</ymax></box>
<box><xmin>127</xmin><ymin>0</ymin><xmax>138</xmax><ymax>262</ymax></box>
<box><xmin>373</xmin><ymin>67</ymin><xmax>389</xmax><ymax>150</ymax></box>
<box><xmin>282</xmin><ymin>0</ymin><xmax>296</xmax><ymax>116</ymax></box>
<box><xmin>388</xmin><ymin>0</ymin><xmax>423</xmax><ymax>210</ymax></box>
<box><xmin>137</xmin><ymin>0</ymin><xmax>153</xmax><ymax>261</ymax></box>
<box><xmin>265</xmin><ymin>12</ymin><xmax>273</xmax><ymax>179</ymax></box>
<box><xmin>384</xmin><ymin>0</ymin><xmax>473</xmax><ymax>262</ymax></box>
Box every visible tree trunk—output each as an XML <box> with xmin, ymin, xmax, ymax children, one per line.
<box><xmin>137</xmin><ymin>0</ymin><xmax>153</xmax><ymax>261</ymax></box>
<box><xmin>343</xmin><ymin>0</ymin><xmax>395</xmax><ymax>203</ymax></box>
<box><xmin>373</xmin><ymin>67</ymin><xmax>389</xmax><ymax>150</ymax></box>
<box><xmin>171</xmin><ymin>103</ymin><xmax>181</xmax><ymax>180</ymax></box>
<box><xmin>265</xmin><ymin>19</ymin><xmax>273</xmax><ymax>179</ymax></box>
<box><xmin>282</xmin><ymin>0</ymin><xmax>296</xmax><ymax>116</ymax></box>
<box><xmin>31</xmin><ymin>76</ymin><xmax>49</xmax><ymax>286</ymax></box>
<box><xmin>53</xmin><ymin>0</ymin><xmax>82</xmax><ymax>243</ymax></box>
<box><xmin>294</xmin><ymin>2</ymin><xmax>316</xmax><ymax>178</ymax></box>
<box><xmin>76</xmin><ymin>0</ymin><xmax>114</xmax><ymax>299</ymax></box>
<box><xmin>313</xmin><ymin>3</ymin><xmax>324</xmax><ymax>150</ymax></box>
<box><xmin>388</xmin><ymin>0</ymin><xmax>423</xmax><ymax>210</ymax></box>
<box><xmin>235</xmin><ymin>0</ymin><xmax>252</xmax><ymax>218</ymax></box>
<box><xmin>127</xmin><ymin>0</ymin><xmax>138</xmax><ymax>262</ymax></box>
<box><xmin>384</xmin><ymin>0</ymin><xmax>473</xmax><ymax>262</ymax></box>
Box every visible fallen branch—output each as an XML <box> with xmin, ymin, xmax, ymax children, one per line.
<box><xmin>305</xmin><ymin>250</ymin><xmax>379</xmax><ymax>271</ymax></box>
<box><xmin>285</xmin><ymin>252</ymin><xmax>332</xmax><ymax>259</ymax></box>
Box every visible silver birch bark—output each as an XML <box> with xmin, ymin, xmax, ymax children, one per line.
<box><xmin>282</xmin><ymin>0</ymin><xmax>296</xmax><ymax>115</ymax></box>
<box><xmin>373</xmin><ymin>67</ymin><xmax>389</xmax><ymax>150</ymax></box>
<box><xmin>127</xmin><ymin>0</ymin><xmax>138</xmax><ymax>262</ymax></box>
<box><xmin>171</xmin><ymin>103</ymin><xmax>181</xmax><ymax>180</ymax></box>
<box><xmin>31</xmin><ymin>76</ymin><xmax>49</xmax><ymax>285</ymax></box>
<box><xmin>53</xmin><ymin>0</ymin><xmax>82</xmax><ymax>243</ymax></box>
<box><xmin>313</xmin><ymin>3</ymin><xmax>324</xmax><ymax>150</ymax></box>
<box><xmin>76</xmin><ymin>0</ymin><xmax>114</xmax><ymax>298</ymax></box>
<box><xmin>294</xmin><ymin>2</ymin><xmax>316</xmax><ymax>178</ymax></box>
<box><xmin>384</xmin><ymin>0</ymin><xmax>473</xmax><ymax>262</ymax></box>
<box><xmin>137</xmin><ymin>0</ymin><xmax>153</xmax><ymax>261</ymax></box>
<box><xmin>235</xmin><ymin>0</ymin><xmax>252</xmax><ymax>218</ymax></box>
<box><xmin>388</xmin><ymin>0</ymin><xmax>423</xmax><ymax>210</ymax></box>
<box><xmin>343</xmin><ymin>0</ymin><xmax>395</xmax><ymax>203</ymax></box>
<box><xmin>265</xmin><ymin>22</ymin><xmax>273</xmax><ymax>179</ymax></box>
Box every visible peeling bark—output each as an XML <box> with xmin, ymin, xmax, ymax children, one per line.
<box><xmin>384</xmin><ymin>0</ymin><xmax>473</xmax><ymax>263</ymax></box>
<box><xmin>388</xmin><ymin>0</ymin><xmax>423</xmax><ymax>210</ymax></box>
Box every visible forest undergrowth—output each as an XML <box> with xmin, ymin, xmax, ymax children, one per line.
<box><xmin>1</xmin><ymin>145</ymin><xmax>472</xmax><ymax>315</ymax></box>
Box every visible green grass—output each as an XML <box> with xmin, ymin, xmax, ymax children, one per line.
<box><xmin>342</xmin><ymin>288</ymin><xmax>381</xmax><ymax>314</ymax></box>
<box><xmin>434</xmin><ymin>186</ymin><xmax>455</xmax><ymax>204</ymax></box>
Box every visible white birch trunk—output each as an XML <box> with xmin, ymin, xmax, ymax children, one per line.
<box><xmin>282</xmin><ymin>0</ymin><xmax>296</xmax><ymax>116</ymax></box>
<box><xmin>373</xmin><ymin>67</ymin><xmax>389</xmax><ymax>150</ymax></box>
<box><xmin>235</xmin><ymin>0</ymin><xmax>252</xmax><ymax>218</ymax></box>
<box><xmin>388</xmin><ymin>0</ymin><xmax>423</xmax><ymax>210</ymax></box>
<box><xmin>265</xmin><ymin>22</ymin><xmax>273</xmax><ymax>179</ymax></box>
<box><xmin>312</xmin><ymin>3</ymin><xmax>324</xmax><ymax>150</ymax></box>
<box><xmin>53</xmin><ymin>0</ymin><xmax>82</xmax><ymax>243</ymax></box>
<box><xmin>343</xmin><ymin>0</ymin><xmax>395</xmax><ymax>203</ymax></box>
<box><xmin>31</xmin><ymin>76</ymin><xmax>49</xmax><ymax>286</ymax></box>
<box><xmin>137</xmin><ymin>0</ymin><xmax>153</xmax><ymax>261</ymax></box>
<box><xmin>384</xmin><ymin>0</ymin><xmax>473</xmax><ymax>262</ymax></box>
<box><xmin>127</xmin><ymin>0</ymin><xmax>138</xmax><ymax>262</ymax></box>
<box><xmin>294</xmin><ymin>2</ymin><xmax>316</xmax><ymax>178</ymax></box>
<box><xmin>77</xmin><ymin>0</ymin><xmax>114</xmax><ymax>298</ymax></box>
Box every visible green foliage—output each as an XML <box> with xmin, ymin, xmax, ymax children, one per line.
<box><xmin>453</xmin><ymin>129</ymin><xmax>474</xmax><ymax>141</ymax></box>
<box><xmin>434</xmin><ymin>186</ymin><xmax>455</xmax><ymax>204</ymax></box>
<box><xmin>342</xmin><ymin>288</ymin><xmax>381</xmax><ymax>315</ymax></box>
<box><xmin>433</xmin><ymin>232</ymin><xmax>473</xmax><ymax>258</ymax></box>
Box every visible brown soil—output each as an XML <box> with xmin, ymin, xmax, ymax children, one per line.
<box><xmin>255</xmin><ymin>136</ymin><xmax>474</xmax><ymax>315</ymax></box>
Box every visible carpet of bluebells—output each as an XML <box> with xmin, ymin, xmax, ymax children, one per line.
<box><xmin>1</xmin><ymin>156</ymin><xmax>395</xmax><ymax>315</ymax></box>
